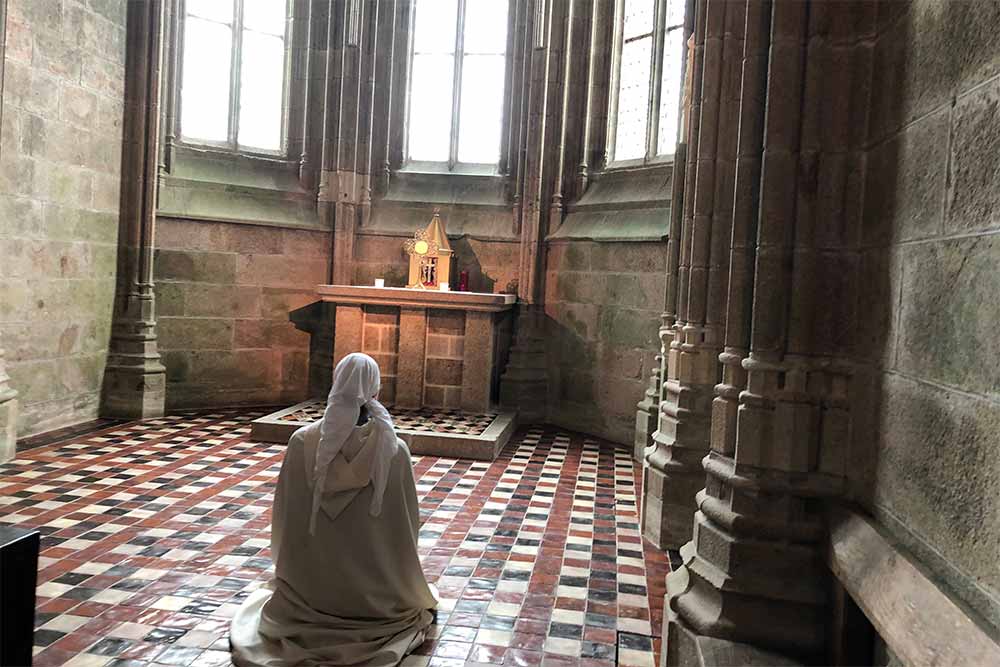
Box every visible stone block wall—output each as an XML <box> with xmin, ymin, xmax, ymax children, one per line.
<box><xmin>424</xmin><ymin>309</ymin><xmax>465</xmax><ymax>409</ymax></box>
<box><xmin>0</xmin><ymin>0</ymin><xmax>126</xmax><ymax>437</ymax></box>
<box><xmin>543</xmin><ymin>241</ymin><xmax>665</xmax><ymax>445</ymax></box>
<box><xmin>851</xmin><ymin>0</ymin><xmax>1000</xmax><ymax>630</ymax></box>
<box><xmin>153</xmin><ymin>219</ymin><xmax>331</xmax><ymax>410</ymax></box>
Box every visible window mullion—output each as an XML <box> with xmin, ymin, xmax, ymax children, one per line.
<box><xmin>648</xmin><ymin>0</ymin><xmax>667</xmax><ymax>160</ymax></box>
<box><xmin>607</xmin><ymin>0</ymin><xmax>626</xmax><ymax>164</ymax></box>
<box><xmin>450</xmin><ymin>0</ymin><xmax>466</xmax><ymax>170</ymax></box>
<box><xmin>229</xmin><ymin>0</ymin><xmax>243</xmax><ymax>149</ymax></box>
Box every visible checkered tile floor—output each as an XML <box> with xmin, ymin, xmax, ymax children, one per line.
<box><xmin>277</xmin><ymin>401</ymin><xmax>498</xmax><ymax>436</ymax></box>
<box><xmin>0</xmin><ymin>410</ymin><xmax>670</xmax><ymax>667</ymax></box>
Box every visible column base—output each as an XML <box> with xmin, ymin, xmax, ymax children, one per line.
<box><xmin>642</xmin><ymin>433</ymin><xmax>706</xmax><ymax>549</ymax></box>
<box><xmin>663</xmin><ymin>610</ymin><xmax>804</xmax><ymax>667</ymax></box>
<box><xmin>634</xmin><ymin>385</ymin><xmax>659</xmax><ymax>461</ymax></box>
<box><xmin>0</xmin><ymin>397</ymin><xmax>18</xmax><ymax>463</ymax></box>
<box><xmin>101</xmin><ymin>366</ymin><xmax>166</xmax><ymax>420</ymax></box>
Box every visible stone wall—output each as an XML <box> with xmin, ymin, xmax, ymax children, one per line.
<box><xmin>0</xmin><ymin>0</ymin><xmax>126</xmax><ymax>436</ymax></box>
<box><xmin>153</xmin><ymin>219</ymin><xmax>331</xmax><ymax>410</ymax></box>
<box><xmin>543</xmin><ymin>240</ymin><xmax>665</xmax><ymax>445</ymax></box>
<box><xmin>852</xmin><ymin>0</ymin><xmax>1000</xmax><ymax>630</ymax></box>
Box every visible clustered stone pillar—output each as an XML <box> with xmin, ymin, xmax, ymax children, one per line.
<box><xmin>644</xmin><ymin>0</ymin><xmax>871</xmax><ymax>664</ymax></box>
<box><xmin>644</xmin><ymin>0</ymin><xmax>746</xmax><ymax>551</ymax></box>
<box><xmin>641</xmin><ymin>136</ymin><xmax>685</xmax><ymax>525</ymax></box>
<box><xmin>101</xmin><ymin>0</ymin><xmax>167</xmax><ymax>419</ymax></box>
<box><xmin>0</xmin><ymin>350</ymin><xmax>18</xmax><ymax>462</ymax></box>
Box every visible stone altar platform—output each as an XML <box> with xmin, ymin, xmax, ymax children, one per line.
<box><xmin>257</xmin><ymin>285</ymin><xmax>519</xmax><ymax>460</ymax></box>
<box><xmin>250</xmin><ymin>400</ymin><xmax>517</xmax><ymax>461</ymax></box>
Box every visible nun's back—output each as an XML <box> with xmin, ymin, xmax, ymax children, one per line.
<box><xmin>230</xmin><ymin>420</ymin><xmax>437</xmax><ymax>667</ymax></box>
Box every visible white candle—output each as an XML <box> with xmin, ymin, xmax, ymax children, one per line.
<box><xmin>374</xmin><ymin>278</ymin><xmax>385</xmax><ymax>288</ymax></box>
<box><xmin>440</xmin><ymin>282</ymin><xmax>450</xmax><ymax>291</ymax></box>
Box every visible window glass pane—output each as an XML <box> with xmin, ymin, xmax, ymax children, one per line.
<box><xmin>413</xmin><ymin>0</ymin><xmax>457</xmax><ymax>54</ymax></box>
<box><xmin>238</xmin><ymin>31</ymin><xmax>284</xmax><ymax>151</ymax></box>
<box><xmin>180</xmin><ymin>17</ymin><xmax>232</xmax><ymax>143</ymax></box>
<box><xmin>623</xmin><ymin>0</ymin><xmax>654</xmax><ymax>39</ymax></box>
<box><xmin>657</xmin><ymin>28</ymin><xmax>684</xmax><ymax>156</ymax></box>
<box><xmin>186</xmin><ymin>0</ymin><xmax>233</xmax><ymax>23</ymax></box>
<box><xmin>666</xmin><ymin>0</ymin><xmax>685</xmax><ymax>27</ymax></box>
<box><xmin>243</xmin><ymin>0</ymin><xmax>286</xmax><ymax>36</ymax></box>
<box><xmin>615</xmin><ymin>35</ymin><xmax>651</xmax><ymax>161</ymax></box>
<box><xmin>463</xmin><ymin>0</ymin><xmax>508</xmax><ymax>54</ymax></box>
<box><xmin>408</xmin><ymin>54</ymin><xmax>454</xmax><ymax>162</ymax></box>
<box><xmin>458</xmin><ymin>54</ymin><xmax>504</xmax><ymax>164</ymax></box>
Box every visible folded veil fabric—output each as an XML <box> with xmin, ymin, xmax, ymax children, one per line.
<box><xmin>310</xmin><ymin>353</ymin><xmax>399</xmax><ymax>534</ymax></box>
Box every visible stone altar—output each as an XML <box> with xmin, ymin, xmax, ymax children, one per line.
<box><xmin>251</xmin><ymin>285</ymin><xmax>518</xmax><ymax>460</ymax></box>
<box><xmin>318</xmin><ymin>285</ymin><xmax>516</xmax><ymax>412</ymax></box>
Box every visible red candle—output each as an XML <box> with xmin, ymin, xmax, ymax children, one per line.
<box><xmin>458</xmin><ymin>271</ymin><xmax>469</xmax><ymax>292</ymax></box>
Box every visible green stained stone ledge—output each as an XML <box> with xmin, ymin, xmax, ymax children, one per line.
<box><xmin>158</xmin><ymin>147</ymin><xmax>325</xmax><ymax>231</ymax></box>
<box><xmin>158</xmin><ymin>176</ymin><xmax>324</xmax><ymax>231</ymax></box>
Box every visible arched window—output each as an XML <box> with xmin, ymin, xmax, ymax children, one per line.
<box><xmin>406</xmin><ymin>0</ymin><xmax>510</xmax><ymax>171</ymax></box>
<box><xmin>610</xmin><ymin>0</ymin><xmax>686</xmax><ymax>163</ymax></box>
<box><xmin>179</xmin><ymin>0</ymin><xmax>289</xmax><ymax>154</ymax></box>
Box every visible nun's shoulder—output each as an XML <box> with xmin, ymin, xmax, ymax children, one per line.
<box><xmin>394</xmin><ymin>437</ymin><xmax>412</xmax><ymax>459</ymax></box>
<box><xmin>288</xmin><ymin>420</ymin><xmax>321</xmax><ymax>448</ymax></box>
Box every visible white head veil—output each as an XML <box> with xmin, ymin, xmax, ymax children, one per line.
<box><xmin>309</xmin><ymin>353</ymin><xmax>400</xmax><ymax>534</ymax></box>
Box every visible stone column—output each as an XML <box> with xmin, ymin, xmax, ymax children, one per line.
<box><xmin>664</xmin><ymin>1</ymin><xmax>865</xmax><ymax>663</ymax></box>
<box><xmin>461</xmin><ymin>311</ymin><xmax>496</xmax><ymax>413</ymax></box>
<box><xmin>638</xmin><ymin>120</ymin><xmax>685</xmax><ymax>462</ymax></box>
<box><xmin>0</xmin><ymin>350</ymin><xmax>18</xmax><ymax>462</ymax></box>
<box><xmin>712</xmin><ymin>0</ymin><xmax>772</xmax><ymax>476</ymax></box>
<box><xmin>396</xmin><ymin>307</ymin><xmax>427</xmax><ymax>408</ymax></box>
<box><xmin>644</xmin><ymin>0</ymin><xmax>745</xmax><ymax>551</ymax></box>
<box><xmin>517</xmin><ymin>0</ymin><xmax>558</xmax><ymax>305</ymax></box>
<box><xmin>322</xmin><ymin>0</ymin><xmax>368</xmax><ymax>287</ymax></box>
<box><xmin>644</xmin><ymin>0</ymin><xmax>707</xmax><ymax>551</ymax></box>
<box><xmin>333</xmin><ymin>306</ymin><xmax>364</xmax><ymax>369</ymax></box>
<box><xmin>101</xmin><ymin>0</ymin><xmax>167</xmax><ymax>420</ymax></box>
<box><xmin>633</xmin><ymin>361</ymin><xmax>661</xmax><ymax>461</ymax></box>
<box><xmin>640</xmin><ymin>132</ymin><xmax>685</xmax><ymax>520</ymax></box>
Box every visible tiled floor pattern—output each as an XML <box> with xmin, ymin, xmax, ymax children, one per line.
<box><xmin>0</xmin><ymin>410</ymin><xmax>670</xmax><ymax>667</ymax></box>
<box><xmin>276</xmin><ymin>401</ymin><xmax>499</xmax><ymax>436</ymax></box>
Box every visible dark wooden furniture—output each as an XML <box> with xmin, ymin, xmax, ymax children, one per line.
<box><xmin>0</xmin><ymin>525</ymin><xmax>39</xmax><ymax>667</ymax></box>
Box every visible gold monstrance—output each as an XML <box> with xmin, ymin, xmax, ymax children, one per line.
<box><xmin>404</xmin><ymin>208</ymin><xmax>453</xmax><ymax>289</ymax></box>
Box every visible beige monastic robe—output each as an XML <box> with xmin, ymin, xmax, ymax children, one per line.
<box><xmin>230</xmin><ymin>420</ymin><xmax>438</xmax><ymax>667</ymax></box>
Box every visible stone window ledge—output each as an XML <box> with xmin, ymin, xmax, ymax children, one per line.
<box><xmin>383</xmin><ymin>170</ymin><xmax>510</xmax><ymax>208</ymax></box>
<box><xmin>369</xmin><ymin>169</ymin><xmax>518</xmax><ymax>242</ymax></box>
<box><xmin>547</xmin><ymin>163</ymin><xmax>672</xmax><ymax>243</ymax></box>
<box><xmin>157</xmin><ymin>147</ymin><xmax>323</xmax><ymax>231</ymax></box>
<box><xmin>364</xmin><ymin>200</ymin><xmax>520</xmax><ymax>244</ymax></box>
<box><xmin>546</xmin><ymin>206</ymin><xmax>670</xmax><ymax>243</ymax></box>
<box><xmin>158</xmin><ymin>176</ymin><xmax>324</xmax><ymax>231</ymax></box>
